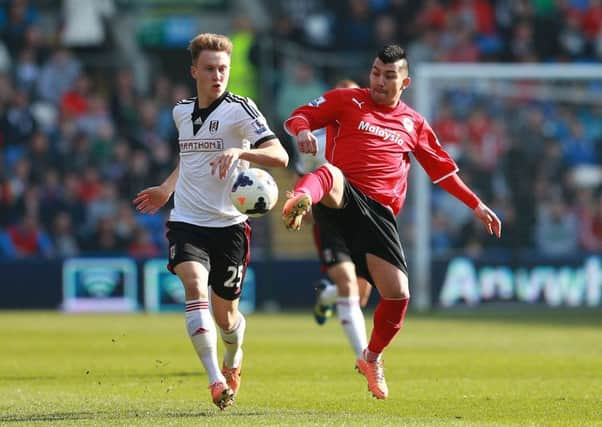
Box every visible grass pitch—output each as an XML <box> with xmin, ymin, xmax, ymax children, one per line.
<box><xmin>1</xmin><ymin>309</ymin><xmax>601</xmax><ymax>426</ymax></box>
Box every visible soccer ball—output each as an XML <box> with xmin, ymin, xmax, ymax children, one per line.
<box><xmin>230</xmin><ymin>168</ymin><xmax>279</xmax><ymax>218</ymax></box>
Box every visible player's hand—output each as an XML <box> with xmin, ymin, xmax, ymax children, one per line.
<box><xmin>133</xmin><ymin>185</ymin><xmax>172</xmax><ymax>215</ymax></box>
<box><xmin>296</xmin><ymin>130</ymin><xmax>318</xmax><ymax>155</ymax></box>
<box><xmin>210</xmin><ymin>148</ymin><xmax>242</xmax><ymax>180</ymax></box>
<box><xmin>473</xmin><ymin>202</ymin><xmax>502</xmax><ymax>238</ymax></box>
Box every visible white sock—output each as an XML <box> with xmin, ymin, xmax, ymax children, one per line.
<box><xmin>185</xmin><ymin>299</ymin><xmax>225</xmax><ymax>385</ymax></box>
<box><xmin>319</xmin><ymin>282</ymin><xmax>338</xmax><ymax>306</ymax></box>
<box><xmin>336</xmin><ymin>296</ymin><xmax>368</xmax><ymax>359</ymax></box>
<box><xmin>220</xmin><ymin>313</ymin><xmax>246</xmax><ymax>369</ymax></box>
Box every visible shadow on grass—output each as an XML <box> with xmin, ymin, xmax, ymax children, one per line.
<box><xmin>1</xmin><ymin>371</ymin><xmax>199</xmax><ymax>381</ymax></box>
<box><xmin>1</xmin><ymin>408</ymin><xmax>319</xmax><ymax>422</ymax></box>
<box><xmin>166</xmin><ymin>410</ymin><xmax>269</xmax><ymax>417</ymax></box>
<box><xmin>0</xmin><ymin>412</ymin><xmax>98</xmax><ymax>422</ymax></box>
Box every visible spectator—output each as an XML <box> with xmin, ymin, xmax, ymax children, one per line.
<box><xmin>85</xmin><ymin>181</ymin><xmax>119</xmax><ymax>232</ymax></box>
<box><xmin>39</xmin><ymin>168</ymin><xmax>64</xmax><ymax>229</ymax></box>
<box><xmin>127</xmin><ymin>226</ymin><xmax>160</xmax><ymax>258</ymax></box>
<box><xmin>114</xmin><ymin>200</ymin><xmax>137</xmax><ymax>242</ymax></box>
<box><xmin>0</xmin><ymin>172</ymin><xmax>14</xmax><ymax>226</ymax></box>
<box><xmin>60</xmin><ymin>73</ymin><xmax>91</xmax><ymax>118</ymax></box>
<box><xmin>334</xmin><ymin>0</ymin><xmax>374</xmax><ymax>51</ymax></box>
<box><xmin>77</xmin><ymin>166</ymin><xmax>103</xmax><ymax>203</ymax></box>
<box><xmin>228</xmin><ymin>16</ymin><xmax>260</xmax><ymax>100</ymax></box>
<box><xmin>0</xmin><ymin>0</ymin><xmax>39</xmax><ymax>54</ymax></box>
<box><xmin>5</xmin><ymin>213</ymin><xmax>53</xmax><ymax>258</ymax></box>
<box><xmin>37</xmin><ymin>48</ymin><xmax>81</xmax><ymax>104</ymax></box>
<box><xmin>579</xmin><ymin>189</ymin><xmax>602</xmax><ymax>252</ymax></box>
<box><xmin>50</xmin><ymin>211</ymin><xmax>79</xmax><ymax>257</ymax></box>
<box><xmin>5</xmin><ymin>89</ymin><xmax>36</xmax><ymax>150</ymax></box>
<box><xmin>110</xmin><ymin>68</ymin><xmax>139</xmax><ymax>139</ymax></box>
<box><xmin>13</xmin><ymin>47</ymin><xmax>38</xmax><ymax>95</ymax></box>
<box><xmin>80</xmin><ymin>216</ymin><xmax>127</xmax><ymax>254</ymax></box>
<box><xmin>58</xmin><ymin>172</ymin><xmax>87</xmax><ymax>231</ymax></box>
<box><xmin>534</xmin><ymin>194</ymin><xmax>579</xmax><ymax>257</ymax></box>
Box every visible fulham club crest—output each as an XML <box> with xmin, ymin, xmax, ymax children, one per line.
<box><xmin>209</xmin><ymin>120</ymin><xmax>219</xmax><ymax>134</ymax></box>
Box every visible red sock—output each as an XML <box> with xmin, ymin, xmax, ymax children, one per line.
<box><xmin>294</xmin><ymin>165</ymin><xmax>333</xmax><ymax>204</ymax></box>
<box><xmin>367</xmin><ymin>298</ymin><xmax>410</xmax><ymax>356</ymax></box>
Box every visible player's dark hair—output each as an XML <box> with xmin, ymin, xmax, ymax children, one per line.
<box><xmin>377</xmin><ymin>44</ymin><xmax>409</xmax><ymax>74</ymax></box>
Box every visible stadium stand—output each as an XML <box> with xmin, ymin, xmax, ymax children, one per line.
<box><xmin>1</xmin><ymin>0</ymin><xmax>602</xmax><ymax>260</ymax></box>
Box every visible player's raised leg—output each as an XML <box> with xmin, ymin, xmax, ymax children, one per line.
<box><xmin>357</xmin><ymin>254</ymin><xmax>410</xmax><ymax>399</ymax></box>
<box><xmin>282</xmin><ymin>164</ymin><xmax>345</xmax><ymax>230</ymax></box>
<box><xmin>213</xmin><ymin>294</ymin><xmax>245</xmax><ymax>397</ymax></box>
<box><xmin>175</xmin><ymin>262</ymin><xmax>233</xmax><ymax>410</ymax></box>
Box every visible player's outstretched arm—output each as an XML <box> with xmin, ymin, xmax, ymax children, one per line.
<box><xmin>132</xmin><ymin>164</ymin><xmax>179</xmax><ymax>215</ymax></box>
<box><xmin>437</xmin><ymin>173</ymin><xmax>501</xmax><ymax>238</ymax></box>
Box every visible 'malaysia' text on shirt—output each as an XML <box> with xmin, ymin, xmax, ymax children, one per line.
<box><xmin>357</xmin><ymin>121</ymin><xmax>405</xmax><ymax>146</ymax></box>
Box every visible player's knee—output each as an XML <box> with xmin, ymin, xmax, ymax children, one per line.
<box><xmin>324</xmin><ymin>164</ymin><xmax>344</xmax><ymax>186</ymax></box>
<box><xmin>335</xmin><ymin>279</ymin><xmax>358</xmax><ymax>297</ymax></box>
<box><xmin>214</xmin><ymin>312</ymin><xmax>237</xmax><ymax>331</ymax></box>
<box><xmin>181</xmin><ymin>280</ymin><xmax>208</xmax><ymax>300</ymax></box>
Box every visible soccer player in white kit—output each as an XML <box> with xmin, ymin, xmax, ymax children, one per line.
<box><xmin>133</xmin><ymin>33</ymin><xmax>288</xmax><ymax>410</ymax></box>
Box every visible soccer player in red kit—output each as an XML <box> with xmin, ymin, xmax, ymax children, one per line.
<box><xmin>282</xmin><ymin>45</ymin><xmax>501</xmax><ymax>399</ymax></box>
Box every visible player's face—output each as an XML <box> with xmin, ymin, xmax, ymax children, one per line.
<box><xmin>191</xmin><ymin>50</ymin><xmax>230</xmax><ymax>103</ymax></box>
<box><xmin>369</xmin><ymin>58</ymin><xmax>411</xmax><ymax>106</ymax></box>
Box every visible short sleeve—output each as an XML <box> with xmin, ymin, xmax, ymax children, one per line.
<box><xmin>237</xmin><ymin>98</ymin><xmax>276</xmax><ymax>148</ymax></box>
<box><xmin>413</xmin><ymin>118</ymin><xmax>459</xmax><ymax>183</ymax></box>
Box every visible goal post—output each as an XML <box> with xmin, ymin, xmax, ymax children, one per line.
<box><xmin>412</xmin><ymin>63</ymin><xmax>602</xmax><ymax>311</ymax></box>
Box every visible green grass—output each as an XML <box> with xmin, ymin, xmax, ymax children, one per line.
<box><xmin>1</xmin><ymin>310</ymin><xmax>601</xmax><ymax>426</ymax></box>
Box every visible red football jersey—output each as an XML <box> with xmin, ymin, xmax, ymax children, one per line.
<box><xmin>285</xmin><ymin>88</ymin><xmax>459</xmax><ymax>214</ymax></box>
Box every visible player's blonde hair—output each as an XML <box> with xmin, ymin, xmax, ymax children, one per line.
<box><xmin>188</xmin><ymin>33</ymin><xmax>233</xmax><ymax>62</ymax></box>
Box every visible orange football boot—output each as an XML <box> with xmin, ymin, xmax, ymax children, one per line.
<box><xmin>209</xmin><ymin>381</ymin><xmax>234</xmax><ymax>410</ymax></box>
<box><xmin>356</xmin><ymin>357</ymin><xmax>388</xmax><ymax>399</ymax></box>
<box><xmin>282</xmin><ymin>192</ymin><xmax>312</xmax><ymax>231</ymax></box>
<box><xmin>222</xmin><ymin>361</ymin><xmax>242</xmax><ymax>396</ymax></box>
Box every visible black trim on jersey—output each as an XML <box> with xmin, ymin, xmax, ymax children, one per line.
<box><xmin>227</xmin><ymin>93</ymin><xmax>260</xmax><ymax>116</ymax></box>
<box><xmin>191</xmin><ymin>92</ymin><xmax>228</xmax><ymax>134</ymax></box>
<box><xmin>254</xmin><ymin>134</ymin><xmax>277</xmax><ymax>148</ymax></box>
<box><xmin>224</xmin><ymin>93</ymin><xmax>259</xmax><ymax>119</ymax></box>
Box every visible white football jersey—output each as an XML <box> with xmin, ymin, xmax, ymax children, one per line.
<box><xmin>169</xmin><ymin>92</ymin><xmax>277</xmax><ymax>227</ymax></box>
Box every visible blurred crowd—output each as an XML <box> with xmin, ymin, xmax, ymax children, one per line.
<box><xmin>264</xmin><ymin>0</ymin><xmax>602</xmax><ymax>66</ymax></box>
<box><xmin>1</xmin><ymin>0</ymin><xmax>601</xmax><ymax>260</ymax></box>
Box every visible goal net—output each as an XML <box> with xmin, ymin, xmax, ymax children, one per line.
<box><xmin>411</xmin><ymin>63</ymin><xmax>602</xmax><ymax>310</ymax></box>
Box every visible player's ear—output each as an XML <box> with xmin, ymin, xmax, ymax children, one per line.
<box><xmin>190</xmin><ymin>65</ymin><xmax>197</xmax><ymax>79</ymax></box>
<box><xmin>401</xmin><ymin>77</ymin><xmax>411</xmax><ymax>91</ymax></box>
